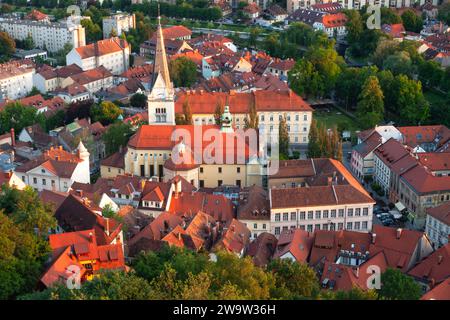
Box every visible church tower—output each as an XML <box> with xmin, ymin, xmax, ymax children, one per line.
<box><xmin>147</xmin><ymin>10</ymin><xmax>175</xmax><ymax>125</ymax></box>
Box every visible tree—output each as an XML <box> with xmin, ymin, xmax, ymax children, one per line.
<box><xmin>81</xmin><ymin>18</ymin><xmax>103</xmax><ymax>43</ymax></box>
<box><xmin>214</xmin><ymin>100</ymin><xmax>224</xmax><ymax>125</ymax></box>
<box><xmin>267</xmin><ymin>259</ymin><xmax>319</xmax><ymax>299</ymax></box>
<box><xmin>381</xmin><ymin>7</ymin><xmax>402</xmax><ymax>25</ymax></box>
<box><xmin>102</xmin><ymin>122</ymin><xmax>133</xmax><ymax>156</ymax></box>
<box><xmin>0</xmin><ymin>102</ymin><xmax>39</xmax><ymax>134</ymax></box>
<box><xmin>321</xmin><ymin>287</ymin><xmax>379</xmax><ymax>300</ymax></box>
<box><xmin>207</xmin><ymin>251</ymin><xmax>274</xmax><ymax>300</ymax></box>
<box><xmin>278</xmin><ymin>114</ymin><xmax>289</xmax><ymax>158</ymax></box>
<box><xmin>394</xmin><ymin>75</ymin><xmax>429</xmax><ymax>125</ymax></box>
<box><xmin>169</xmin><ymin>57</ymin><xmax>198</xmax><ymax>88</ymax></box>
<box><xmin>437</xmin><ymin>3</ymin><xmax>450</xmax><ymax>25</ymax></box>
<box><xmin>401</xmin><ymin>10</ymin><xmax>423</xmax><ymax>33</ymax></box>
<box><xmin>244</xmin><ymin>101</ymin><xmax>258</xmax><ymax>129</ymax></box>
<box><xmin>378</xmin><ymin>268</ymin><xmax>422</xmax><ymax>300</ymax></box>
<box><xmin>90</xmin><ymin>101</ymin><xmax>123</xmax><ymax>125</ymax></box>
<box><xmin>130</xmin><ymin>93</ymin><xmax>147</xmax><ymax>109</ymax></box>
<box><xmin>182</xmin><ymin>99</ymin><xmax>193</xmax><ymax>125</ymax></box>
<box><xmin>0</xmin><ymin>31</ymin><xmax>15</xmax><ymax>58</ymax></box>
<box><xmin>26</xmin><ymin>86</ymin><xmax>41</xmax><ymax>97</ymax></box>
<box><xmin>372</xmin><ymin>40</ymin><xmax>400</xmax><ymax>68</ymax></box>
<box><xmin>356</xmin><ymin>76</ymin><xmax>385</xmax><ymax>129</ymax></box>
<box><xmin>308</xmin><ymin>119</ymin><xmax>321</xmax><ymax>158</ymax></box>
<box><xmin>288</xmin><ymin>59</ymin><xmax>324</xmax><ymax>99</ymax></box>
<box><xmin>382</xmin><ymin>51</ymin><xmax>413</xmax><ymax>76</ymax></box>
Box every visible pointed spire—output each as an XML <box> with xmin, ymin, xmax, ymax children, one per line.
<box><xmin>152</xmin><ymin>3</ymin><xmax>171</xmax><ymax>88</ymax></box>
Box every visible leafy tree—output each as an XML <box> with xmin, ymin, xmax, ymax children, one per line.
<box><xmin>207</xmin><ymin>251</ymin><xmax>274</xmax><ymax>300</ymax></box>
<box><xmin>372</xmin><ymin>40</ymin><xmax>400</xmax><ymax>68</ymax></box>
<box><xmin>308</xmin><ymin>119</ymin><xmax>321</xmax><ymax>158</ymax></box>
<box><xmin>394</xmin><ymin>75</ymin><xmax>429</xmax><ymax>125</ymax></box>
<box><xmin>0</xmin><ymin>102</ymin><xmax>39</xmax><ymax>134</ymax></box>
<box><xmin>90</xmin><ymin>101</ymin><xmax>123</xmax><ymax>125</ymax></box>
<box><xmin>0</xmin><ymin>31</ymin><xmax>15</xmax><ymax>58</ymax></box>
<box><xmin>26</xmin><ymin>86</ymin><xmax>41</xmax><ymax>97</ymax></box>
<box><xmin>437</xmin><ymin>3</ymin><xmax>450</xmax><ymax>25</ymax></box>
<box><xmin>417</xmin><ymin>60</ymin><xmax>443</xmax><ymax>89</ymax></box>
<box><xmin>214</xmin><ymin>100</ymin><xmax>224</xmax><ymax>125</ymax></box>
<box><xmin>401</xmin><ymin>10</ymin><xmax>423</xmax><ymax>33</ymax></box>
<box><xmin>66</xmin><ymin>99</ymin><xmax>93</xmax><ymax>123</ymax></box>
<box><xmin>45</xmin><ymin>109</ymin><xmax>66</xmax><ymax>131</ymax></box>
<box><xmin>278</xmin><ymin>114</ymin><xmax>289</xmax><ymax>158</ymax></box>
<box><xmin>345</xmin><ymin>9</ymin><xmax>382</xmax><ymax>57</ymax></box>
<box><xmin>321</xmin><ymin>287</ymin><xmax>379</xmax><ymax>300</ymax></box>
<box><xmin>267</xmin><ymin>259</ymin><xmax>319</xmax><ymax>299</ymax></box>
<box><xmin>130</xmin><ymin>93</ymin><xmax>147</xmax><ymax>109</ymax></box>
<box><xmin>356</xmin><ymin>76</ymin><xmax>385</xmax><ymax>129</ymax></box>
<box><xmin>288</xmin><ymin>59</ymin><xmax>324</xmax><ymax>99</ymax></box>
<box><xmin>382</xmin><ymin>51</ymin><xmax>413</xmax><ymax>76</ymax></box>
<box><xmin>102</xmin><ymin>122</ymin><xmax>133</xmax><ymax>156</ymax></box>
<box><xmin>182</xmin><ymin>99</ymin><xmax>193</xmax><ymax>125</ymax></box>
<box><xmin>378</xmin><ymin>268</ymin><xmax>422</xmax><ymax>300</ymax></box>
<box><xmin>244</xmin><ymin>101</ymin><xmax>258</xmax><ymax>129</ymax></box>
<box><xmin>381</xmin><ymin>7</ymin><xmax>402</xmax><ymax>25</ymax></box>
<box><xmin>81</xmin><ymin>18</ymin><xmax>103</xmax><ymax>43</ymax></box>
<box><xmin>169</xmin><ymin>57</ymin><xmax>198</xmax><ymax>88</ymax></box>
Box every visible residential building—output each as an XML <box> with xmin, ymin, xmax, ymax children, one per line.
<box><xmin>244</xmin><ymin>3</ymin><xmax>261</xmax><ymax>19</ymax></box>
<box><xmin>287</xmin><ymin>9</ymin><xmax>347</xmax><ymax>38</ymax></box>
<box><xmin>426</xmin><ymin>201</ymin><xmax>450</xmax><ymax>248</ymax></box>
<box><xmin>66</xmin><ymin>37</ymin><xmax>130</xmax><ymax>75</ymax></box>
<box><xmin>237</xmin><ymin>185</ymin><xmax>271</xmax><ymax>240</ymax></box>
<box><xmin>286</xmin><ymin>0</ymin><xmax>414</xmax><ymax>13</ymax></box>
<box><xmin>269</xmin><ymin>159</ymin><xmax>375</xmax><ymax>236</ymax></box>
<box><xmin>265</xmin><ymin>58</ymin><xmax>295</xmax><ymax>80</ymax></box>
<box><xmin>0</xmin><ymin>171</ymin><xmax>27</xmax><ymax>190</ymax></box>
<box><xmin>266</xmin><ymin>4</ymin><xmax>288</xmax><ymax>21</ymax></box>
<box><xmin>0</xmin><ymin>94</ymin><xmax>64</xmax><ymax>114</ymax></box>
<box><xmin>0</xmin><ymin>15</ymin><xmax>85</xmax><ymax>53</ymax></box>
<box><xmin>102</xmin><ymin>13</ymin><xmax>136</xmax><ymax>39</ymax></box>
<box><xmin>273</xmin><ymin>228</ymin><xmax>314</xmax><ymax>263</ymax></box>
<box><xmin>62</xmin><ymin>66</ymin><xmax>114</xmax><ymax>94</ymax></box>
<box><xmin>15</xmin><ymin>143</ymin><xmax>90</xmax><ymax>192</ymax></box>
<box><xmin>213</xmin><ymin>218</ymin><xmax>251</xmax><ymax>257</ymax></box>
<box><xmin>398</xmin><ymin>125</ymin><xmax>450</xmax><ymax>153</ymax></box>
<box><xmin>33</xmin><ymin>64</ymin><xmax>84</xmax><ymax>93</ymax></box>
<box><xmin>420</xmin><ymin>278</ymin><xmax>450</xmax><ymax>300</ymax></box>
<box><xmin>0</xmin><ymin>60</ymin><xmax>35</xmax><ymax>100</ymax></box>
<box><xmin>351</xmin><ymin>125</ymin><xmax>403</xmax><ymax>180</ymax></box>
<box><xmin>40</xmin><ymin>229</ymin><xmax>125</xmax><ymax>288</ymax></box>
<box><xmin>54</xmin><ymin>84</ymin><xmax>91</xmax><ymax>103</ymax></box>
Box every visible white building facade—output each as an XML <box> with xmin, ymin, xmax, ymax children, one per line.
<box><xmin>0</xmin><ymin>17</ymin><xmax>85</xmax><ymax>53</ymax></box>
<box><xmin>102</xmin><ymin>13</ymin><xmax>136</xmax><ymax>39</ymax></box>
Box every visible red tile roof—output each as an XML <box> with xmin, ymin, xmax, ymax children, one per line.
<box><xmin>101</xmin><ymin>147</ymin><xmax>127</xmax><ymax>169</ymax></box>
<box><xmin>273</xmin><ymin>229</ymin><xmax>314</xmax><ymax>263</ymax></box>
<box><xmin>398</xmin><ymin>125</ymin><xmax>450</xmax><ymax>149</ymax></box>
<box><xmin>268</xmin><ymin>58</ymin><xmax>295</xmax><ymax>71</ymax></box>
<box><xmin>408</xmin><ymin>244</ymin><xmax>450</xmax><ymax>284</ymax></box>
<box><xmin>417</xmin><ymin>152</ymin><xmax>450</xmax><ymax>172</ymax></box>
<box><xmin>176</xmin><ymin>90</ymin><xmax>313</xmax><ymax>114</ymax></box>
<box><xmin>374</xmin><ymin>138</ymin><xmax>411</xmax><ymax>167</ymax></box>
<box><xmin>370</xmin><ymin>225</ymin><xmax>426</xmax><ymax>272</ymax></box>
<box><xmin>421</xmin><ymin>278</ymin><xmax>450</xmax><ymax>300</ymax></box>
<box><xmin>75</xmin><ymin>38</ymin><xmax>129</xmax><ymax>59</ymax></box>
<box><xmin>427</xmin><ymin>201</ymin><xmax>450</xmax><ymax>226</ymax></box>
<box><xmin>214</xmin><ymin>218</ymin><xmax>251</xmax><ymax>254</ymax></box>
<box><xmin>25</xmin><ymin>9</ymin><xmax>48</xmax><ymax>21</ymax></box>
<box><xmin>69</xmin><ymin>66</ymin><xmax>113</xmax><ymax>85</ymax></box>
<box><xmin>160</xmin><ymin>25</ymin><xmax>192</xmax><ymax>40</ymax></box>
<box><xmin>246</xmin><ymin>232</ymin><xmax>278</xmax><ymax>267</ymax></box>
<box><xmin>400</xmin><ymin>164</ymin><xmax>450</xmax><ymax>194</ymax></box>
<box><xmin>322</xmin><ymin>13</ymin><xmax>347</xmax><ymax>28</ymax></box>
<box><xmin>381</xmin><ymin>23</ymin><xmax>406</xmax><ymax>38</ymax></box>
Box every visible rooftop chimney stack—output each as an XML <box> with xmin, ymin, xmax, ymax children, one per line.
<box><xmin>372</xmin><ymin>233</ymin><xmax>377</xmax><ymax>244</ymax></box>
<box><xmin>438</xmin><ymin>255</ymin><xmax>443</xmax><ymax>265</ymax></box>
<box><xmin>396</xmin><ymin>228</ymin><xmax>402</xmax><ymax>239</ymax></box>
<box><xmin>89</xmin><ymin>232</ymin><xmax>94</xmax><ymax>243</ymax></box>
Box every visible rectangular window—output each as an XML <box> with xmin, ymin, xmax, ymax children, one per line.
<box><xmin>338</xmin><ymin>209</ymin><xmax>344</xmax><ymax>217</ymax></box>
<box><xmin>283</xmin><ymin>213</ymin><xmax>288</xmax><ymax>221</ymax></box>
<box><xmin>315</xmin><ymin>224</ymin><xmax>321</xmax><ymax>231</ymax></box>
<box><xmin>263</xmin><ymin>224</ymin><xmax>266</xmax><ymax>229</ymax></box>
<box><xmin>218</xmin><ymin>167</ymin><xmax>222</xmax><ymax>173</ymax></box>
<box><xmin>42</xmin><ymin>179</ymin><xmax>46</xmax><ymax>185</ymax></box>
<box><xmin>300</xmin><ymin>211</ymin><xmax>306</xmax><ymax>220</ymax></box>
<box><xmin>200</xmin><ymin>167</ymin><xmax>204</xmax><ymax>173</ymax></box>
<box><xmin>33</xmin><ymin>177</ymin><xmax>37</xmax><ymax>184</ymax></box>
<box><xmin>347</xmin><ymin>222</ymin><xmax>352</xmax><ymax>230</ymax></box>
<box><xmin>307</xmin><ymin>224</ymin><xmax>313</xmax><ymax>232</ymax></box>
<box><xmin>363</xmin><ymin>208</ymin><xmax>369</xmax><ymax>216</ymax></box>
<box><xmin>291</xmin><ymin>212</ymin><xmax>296</xmax><ymax>221</ymax></box>
<box><xmin>237</xmin><ymin>167</ymin><xmax>240</xmax><ymax>173</ymax></box>
<box><xmin>218</xmin><ymin>180</ymin><xmax>223</xmax><ymax>186</ymax></box>
<box><xmin>308</xmin><ymin>211</ymin><xmax>313</xmax><ymax>219</ymax></box>
<box><xmin>236</xmin><ymin>180</ymin><xmax>241</xmax><ymax>187</ymax></box>
<box><xmin>338</xmin><ymin>223</ymin><xmax>344</xmax><ymax>230</ymax></box>
<box><xmin>348</xmin><ymin>208</ymin><xmax>354</xmax><ymax>217</ymax></box>
<box><xmin>354</xmin><ymin>222</ymin><xmax>361</xmax><ymax>230</ymax></box>
<box><xmin>199</xmin><ymin>180</ymin><xmax>204</xmax><ymax>188</ymax></box>
<box><xmin>275</xmin><ymin>213</ymin><xmax>280</xmax><ymax>221</ymax></box>
<box><xmin>331</xmin><ymin>210</ymin><xmax>336</xmax><ymax>218</ymax></box>
<box><xmin>253</xmin><ymin>223</ymin><xmax>257</xmax><ymax>229</ymax></box>
<box><xmin>362</xmin><ymin>221</ymin><xmax>368</xmax><ymax>230</ymax></box>
<box><xmin>355</xmin><ymin>208</ymin><xmax>361</xmax><ymax>216</ymax></box>
<box><xmin>275</xmin><ymin>227</ymin><xmax>280</xmax><ymax>235</ymax></box>
<box><xmin>315</xmin><ymin>211</ymin><xmax>321</xmax><ymax>219</ymax></box>
<box><xmin>323</xmin><ymin>210</ymin><xmax>329</xmax><ymax>219</ymax></box>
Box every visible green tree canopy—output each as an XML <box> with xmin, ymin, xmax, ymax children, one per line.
<box><xmin>130</xmin><ymin>93</ymin><xmax>147</xmax><ymax>109</ymax></box>
<box><xmin>169</xmin><ymin>56</ymin><xmax>198</xmax><ymax>88</ymax></box>
<box><xmin>90</xmin><ymin>101</ymin><xmax>123</xmax><ymax>125</ymax></box>
<box><xmin>356</xmin><ymin>76</ymin><xmax>385</xmax><ymax>129</ymax></box>
<box><xmin>102</xmin><ymin>122</ymin><xmax>133</xmax><ymax>156</ymax></box>
<box><xmin>378</xmin><ymin>268</ymin><xmax>422</xmax><ymax>300</ymax></box>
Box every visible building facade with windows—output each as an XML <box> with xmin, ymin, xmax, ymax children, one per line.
<box><xmin>425</xmin><ymin>202</ymin><xmax>450</xmax><ymax>248</ymax></box>
<box><xmin>0</xmin><ymin>16</ymin><xmax>85</xmax><ymax>53</ymax></box>
<box><xmin>269</xmin><ymin>158</ymin><xmax>375</xmax><ymax>236</ymax></box>
<box><xmin>102</xmin><ymin>13</ymin><xmax>136</xmax><ymax>39</ymax></box>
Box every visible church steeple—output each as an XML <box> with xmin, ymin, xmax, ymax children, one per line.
<box><xmin>147</xmin><ymin>3</ymin><xmax>175</xmax><ymax>125</ymax></box>
<box><xmin>152</xmin><ymin>7</ymin><xmax>172</xmax><ymax>89</ymax></box>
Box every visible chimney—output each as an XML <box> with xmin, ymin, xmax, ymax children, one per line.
<box><xmin>77</xmin><ymin>190</ymin><xmax>83</xmax><ymax>197</ymax></box>
<box><xmin>10</xmin><ymin>128</ymin><xmax>15</xmax><ymax>147</ymax></box>
<box><xmin>89</xmin><ymin>232</ymin><xmax>94</xmax><ymax>243</ymax></box>
<box><xmin>327</xmin><ymin>177</ymin><xmax>333</xmax><ymax>186</ymax></box>
<box><xmin>396</xmin><ymin>228</ymin><xmax>402</xmax><ymax>239</ymax></box>
<box><xmin>178</xmin><ymin>232</ymin><xmax>181</xmax><ymax>241</ymax></box>
<box><xmin>355</xmin><ymin>267</ymin><xmax>359</xmax><ymax>278</ymax></box>
<box><xmin>372</xmin><ymin>233</ymin><xmax>377</xmax><ymax>244</ymax></box>
<box><xmin>437</xmin><ymin>255</ymin><xmax>443</xmax><ymax>265</ymax></box>
<box><xmin>140</xmin><ymin>179</ymin><xmax>145</xmax><ymax>191</ymax></box>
